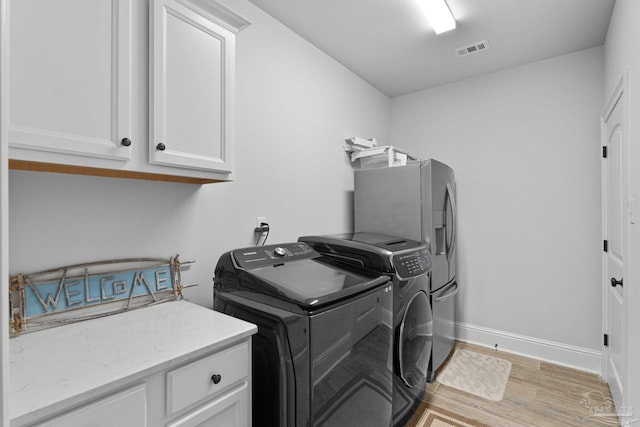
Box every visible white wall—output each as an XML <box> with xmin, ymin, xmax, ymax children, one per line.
<box><xmin>8</xmin><ymin>0</ymin><xmax>390</xmax><ymax>308</ymax></box>
<box><xmin>604</xmin><ymin>0</ymin><xmax>640</xmax><ymax>417</ymax></box>
<box><xmin>391</xmin><ymin>47</ymin><xmax>604</xmax><ymax>370</ymax></box>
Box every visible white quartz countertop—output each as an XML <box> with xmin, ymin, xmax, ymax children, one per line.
<box><xmin>9</xmin><ymin>300</ymin><xmax>256</xmax><ymax>425</ymax></box>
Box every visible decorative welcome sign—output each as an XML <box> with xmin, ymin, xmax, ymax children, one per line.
<box><xmin>9</xmin><ymin>256</ymin><xmax>189</xmax><ymax>336</ymax></box>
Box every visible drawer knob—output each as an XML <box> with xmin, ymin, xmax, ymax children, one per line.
<box><xmin>121</xmin><ymin>137</ymin><xmax>132</xmax><ymax>147</ymax></box>
<box><xmin>211</xmin><ymin>374</ymin><xmax>222</xmax><ymax>385</ymax></box>
<box><xmin>156</xmin><ymin>143</ymin><xmax>166</xmax><ymax>151</ymax></box>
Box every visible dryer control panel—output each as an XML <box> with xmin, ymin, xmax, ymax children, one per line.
<box><xmin>233</xmin><ymin>242</ymin><xmax>318</xmax><ymax>269</ymax></box>
<box><xmin>393</xmin><ymin>247</ymin><xmax>433</xmax><ymax>279</ymax></box>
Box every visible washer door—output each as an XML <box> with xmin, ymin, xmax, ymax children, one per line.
<box><xmin>398</xmin><ymin>290</ymin><xmax>433</xmax><ymax>388</ymax></box>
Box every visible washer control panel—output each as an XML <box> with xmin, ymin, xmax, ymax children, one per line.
<box><xmin>392</xmin><ymin>247</ymin><xmax>432</xmax><ymax>279</ymax></box>
<box><xmin>233</xmin><ymin>242</ymin><xmax>317</xmax><ymax>269</ymax></box>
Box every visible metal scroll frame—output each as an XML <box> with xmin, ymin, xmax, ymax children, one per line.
<box><xmin>8</xmin><ymin>255</ymin><xmax>193</xmax><ymax>336</ymax></box>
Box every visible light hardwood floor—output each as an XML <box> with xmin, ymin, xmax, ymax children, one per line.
<box><xmin>406</xmin><ymin>341</ymin><xmax>617</xmax><ymax>427</ymax></box>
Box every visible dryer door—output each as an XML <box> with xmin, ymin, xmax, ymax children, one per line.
<box><xmin>398</xmin><ymin>290</ymin><xmax>433</xmax><ymax>387</ymax></box>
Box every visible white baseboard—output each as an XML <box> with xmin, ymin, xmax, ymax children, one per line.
<box><xmin>456</xmin><ymin>322</ymin><xmax>603</xmax><ymax>375</ymax></box>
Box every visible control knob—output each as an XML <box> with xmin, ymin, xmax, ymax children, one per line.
<box><xmin>273</xmin><ymin>247</ymin><xmax>286</xmax><ymax>257</ymax></box>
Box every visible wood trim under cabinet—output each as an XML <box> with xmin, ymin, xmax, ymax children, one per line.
<box><xmin>8</xmin><ymin>160</ymin><xmax>224</xmax><ymax>185</ymax></box>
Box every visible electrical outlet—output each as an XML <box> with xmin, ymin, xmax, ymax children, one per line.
<box><xmin>256</xmin><ymin>217</ymin><xmax>268</xmax><ymax>227</ymax></box>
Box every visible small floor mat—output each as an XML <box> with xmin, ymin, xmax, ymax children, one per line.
<box><xmin>415</xmin><ymin>406</ymin><xmax>491</xmax><ymax>427</ymax></box>
<box><xmin>437</xmin><ymin>349</ymin><xmax>512</xmax><ymax>401</ymax></box>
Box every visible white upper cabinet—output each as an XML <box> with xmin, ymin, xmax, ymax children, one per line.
<box><xmin>9</xmin><ymin>0</ymin><xmax>249</xmax><ymax>183</ymax></box>
<box><xmin>9</xmin><ymin>0</ymin><xmax>133</xmax><ymax>161</ymax></box>
<box><xmin>150</xmin><ymin>0</ymin><xmax>248</xmax><ymax>174</ymax></box>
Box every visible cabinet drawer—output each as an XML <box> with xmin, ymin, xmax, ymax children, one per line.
<box><xmin>166</xmin><ymin>342</ymin><xmax>249</xmax><ymax>416</ymax></box>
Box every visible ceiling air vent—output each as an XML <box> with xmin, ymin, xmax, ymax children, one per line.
<box><xmin>456</xmin><ymin>40</ymin><xmax>489</xmax><ymax>57</ymax></box>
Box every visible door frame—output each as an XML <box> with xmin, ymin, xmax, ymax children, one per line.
<box><xmin>601</xmin><ymin>70</ymin><xmax>630</xmax><ymax>407</ymax></box>
<box><xmin>1</xmin><ymin>0</ymin><xmax>10</xmax><ymax>423</ymax></box>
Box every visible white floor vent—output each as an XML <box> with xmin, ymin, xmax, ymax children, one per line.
<box><xmin>456</xmin><ymin>40</ymin><xmax>489</xmax><ymax>57</ymax></box>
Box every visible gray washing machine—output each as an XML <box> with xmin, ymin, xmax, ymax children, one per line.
<box><xmin>298</xmin><ymin>233</ymin><xmax>433</xmax><ymax>426</ymax></box>
<box><xmin>214</xmin><ymin>242</ymin><xmax>394</xmax><ymax>426</ymax></box>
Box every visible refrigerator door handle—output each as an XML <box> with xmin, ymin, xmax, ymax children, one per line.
<box><xmin>445</xmin><ymin>182</ymin><xmax>457</xmax><ymax>263</ymax></box>
<box><xmin>434</xmin><ymin>280</ymin><xmax>459</xmax><ymax>303</ymax></box>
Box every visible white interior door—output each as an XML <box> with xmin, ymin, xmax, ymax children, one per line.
<box><xmin>602</xmin><ymin>73</ymin><xmax>629</xmax><ymax>412</ymax></box>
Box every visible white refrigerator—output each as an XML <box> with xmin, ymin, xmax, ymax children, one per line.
<box><xmin>354</xmin><ymin>158</ymin><xmax>458</xmax><ymax>380</ymax></box>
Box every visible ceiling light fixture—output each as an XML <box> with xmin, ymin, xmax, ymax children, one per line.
<box><xmin>415</xmin><ymin>0</ymin><xmax>456</xmax><ymax>35</ymax></box>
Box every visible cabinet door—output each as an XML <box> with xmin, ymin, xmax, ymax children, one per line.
<box><xmin>36</xmin><ymin>385</ymin><xmax>147</xmax><ymax>427</ymax></box>
<box><xmin>9</xmin><ymin>0</ymin><xmax>132</xmax><ymax>162</ymax></box>
<box><xmin>150</xmin><ymin>0</ymin><xmax>236</xmax><ymax>174</ymax></box>
<box><xmin>166</xmin><ymin>383</ymin><xmax>248</xmax><ymax>427</ymax></box>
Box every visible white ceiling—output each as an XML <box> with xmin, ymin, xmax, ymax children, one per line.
<box><xmin>248</xmin><ymin>0</ymin><xmax>616</xmax><ymax>97</ymax></box>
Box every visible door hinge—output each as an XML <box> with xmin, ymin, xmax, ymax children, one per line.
<box><xmin>602</xmin><ymin>146</ymin><xmax>608</xmax><ymax>158</ymax></box>
<box><xmin>604</xmin><ymin>333</ymin><xmax>609</xmax><ymax>347</ymax></box>
<box><xmin>604</xmin><ymin>240</ymin><xmax>608</xmax><ymax>252</ymax></box>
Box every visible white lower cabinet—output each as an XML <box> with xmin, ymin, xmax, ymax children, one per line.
<box><xmin>20</xmin><ymin>342</ymin><xmax>251</xmax><ymax>427</ymax></box>
<box><xmin>36</xmin><ymin>385</ymin><xmax>148</xmax><ymax>427</ymax></box>
<box><xmin>9</xmin><ymin>303</ymin><xmax>256</xmax><ymax>427</ymax></box>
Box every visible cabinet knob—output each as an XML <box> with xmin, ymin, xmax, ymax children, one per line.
<box><xmin>156</xmin><ymin>143</ymin><xmax>166</xmax><ymax>151</ymax></box>
<box><xmin>611</xmin><ymin>277</ymin><xmax>623</xmax><ymax>288</ymax></box>
<box><xmin>211</xmin><ymin>374</ymin><xmax>222</xmax><ymax>385</ymax></box>
<box><xmin>121</xmin><ymin>137</ymin><xmax>132</xmax><ymax>147</ymax></box>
